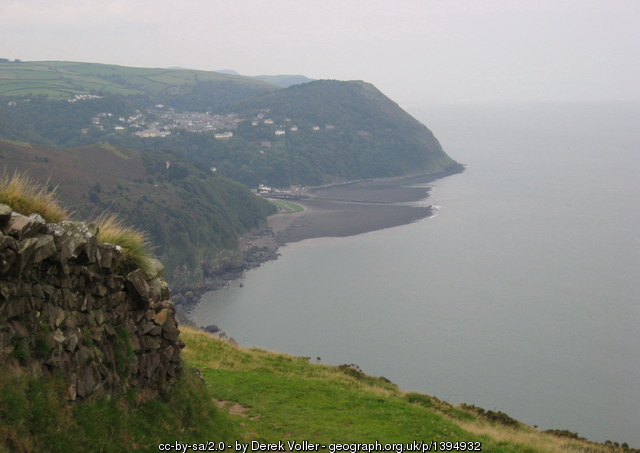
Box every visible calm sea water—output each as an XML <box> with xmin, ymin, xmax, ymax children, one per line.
<box><xmin>193</xmin><ymin>102</ymin><xmax>640</xmax><ymax>445</ymax></box>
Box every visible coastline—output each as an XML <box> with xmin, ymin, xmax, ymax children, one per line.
<box><xmin>270</xmin><ymin>167</ymin><xmax>464</xmax><ymax>244</ymax></box>
<box><xmin>173</xmin><ymin>167</ymin><xmax>463</xmax><ymax>318</ymax></box>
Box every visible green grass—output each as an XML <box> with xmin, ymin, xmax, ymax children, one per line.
<box><xmin>0</xmin><ymin>364</ymin><xmax>239</xmax><ymax>453</ymax></box>
<box><xmin>0</xmin><ymin>170</ymin><xmax>68</xmax><ymax>222</ymax></box>
<box><xmin>270</xmin><ymin>200</ymin><xmax>304</xmax><ymax>213</ymax></box>
<box><xmin>181</xmin><ymin>329</ymin><xmax>509</xmax><ymax>448</ymax></box>
<box><xmin>0</xmin><ymin>61</ymin><xmax>274</xmax><ymax>99</ymax></box>
<box><xmin>180</xmin><ymin>328</ymin><xmax>633</xmax><ymax>453</ymax></box>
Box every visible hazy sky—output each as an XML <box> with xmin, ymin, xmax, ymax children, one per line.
<box><xmin>2</xmin><ymin>0</ymin><xmax>639</xmax><ymax>105</ymax></box>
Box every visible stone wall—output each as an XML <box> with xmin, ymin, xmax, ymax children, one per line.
<box><xmin>0</xmin><ymin>204</ymin><xmax>183</xmax><ymax>400</ymax></box>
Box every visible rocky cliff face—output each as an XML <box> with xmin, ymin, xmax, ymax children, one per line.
<box><xmin>0</xmin><ymin>204</ymin><xmax>183</xmax><ymax>400</ymax></box>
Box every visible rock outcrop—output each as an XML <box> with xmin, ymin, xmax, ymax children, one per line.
<box><xmin>0</xmin><ymin>205</ymin><xmax>183</xmax><ymax>399</ymax></box>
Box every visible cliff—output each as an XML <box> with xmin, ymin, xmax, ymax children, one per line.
<box><xmin>0</xmin><ymin>204</ymin><xmax>183</xmax><ymax>400</ymax></box>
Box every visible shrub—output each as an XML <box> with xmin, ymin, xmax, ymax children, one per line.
<box><xmin>0</xmin><ymin>170</ymin><xmax>68</xmax><ymax>222</ymax></box>
<box><xmin>460</xmin><ymin>403</ymin><xmax>520</xmax><ymax>427</ymax></box>
<box><xmin>95</xmin><ymin>213</ymin><xmax>154</xmax><ymax>276</ymax></box>
<box><xmin>405</xmin><ymin>392</ymin><xmax>436</xmax><ymax>408</ymax></box>
<box><xmin>545</xmin><ymin>429</ymin><xmax>584</xmax><ymax>440</ymax></box>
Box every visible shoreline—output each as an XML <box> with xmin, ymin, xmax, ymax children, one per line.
<box><xmin>173</xmin><ymin>167</ymin><xmax>464</xmax><ymax>318</ymax></box>
<box><xmin>271</xmin><ymin>167</ymin><xmax>464</xmax><ymax>244</ymax></box>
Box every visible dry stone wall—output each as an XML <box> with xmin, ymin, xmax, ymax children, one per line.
<box><xmin>0</xmin><ymin>204</ymin><xmax>183</xmax><ymax>399</ymax></box>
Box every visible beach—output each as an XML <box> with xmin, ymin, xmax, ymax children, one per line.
<box><xmin>266</xmin><ymin>173</ymin><xmax>453</xmax><ymax>244</ymax></box>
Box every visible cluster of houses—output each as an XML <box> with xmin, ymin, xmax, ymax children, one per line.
<box><xmin>151</xmin><ymin>106</ymin><xmax>239</xmax><ymax>134</ymax></box>
<box><xmin>257</xmin><ymin>184</ymin><xmax>304</xmax><ymax>199</ymax></box>
<box><xmin>74</xmin><ymin>97</ymin><xmax>368</xmax><ymax>144</ymax></box>
<box><xmin>68</xmin><ymin>94</ymin><xmax>103</xmax><ymax>103</ymax></box>
<box><xmin>80</xmin><ymin>102</ymin><xmax>240</xmax><ymax>138</ymax></box>
<box><xmin>132</xmin><ymin>107</ymin><xmax>240</xmax><ymax>138</ymax></box>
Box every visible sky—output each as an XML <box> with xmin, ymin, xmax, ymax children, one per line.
<box><xmin>1</xmin><ymin>0</ymin><xmax>639</xmax><ymax>106</ymax></box>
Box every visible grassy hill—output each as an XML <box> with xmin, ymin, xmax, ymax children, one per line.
<box><xmin>0</xmin><ymin>60</ymin><xmax>275</xmax><ymax>103</ymax></box>
<box><xmin>0</xmin><ymin>139</ymin><xmax>275</xmax><ymax>282</ymax></box>
<box><xmin>1</xmin><ymin>327</ymin><xmax>633</xmax><ymax>452</ymax></box>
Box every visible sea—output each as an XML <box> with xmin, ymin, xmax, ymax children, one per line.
<box><xmin>192</xmin><ymin>101</ymin><xmax>640</xmax><ymax>446</ymax></box>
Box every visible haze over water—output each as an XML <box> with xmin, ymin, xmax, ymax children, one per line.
<box><xmin>193</xmin><ymin>101</ymin><xmax>640</xmax><ymax>445</ymax></box>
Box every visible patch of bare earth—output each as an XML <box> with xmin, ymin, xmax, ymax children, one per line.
<box><xmin>213</xmin><ymin>399</ymin><xmax>260</xmax><ymax>420</ymax></box>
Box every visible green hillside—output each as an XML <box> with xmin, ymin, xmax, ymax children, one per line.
<box><xmin>0</xmin><ymin>60</ymin><xmax>275</xmax><ymax>100</ymax></box>
<box><xmin>1</xmin><ymin>327</ymin><xmax>632</xmax><ymax>453</ymax></box>
<box><xmin>223</xmin><ymin>80</ymin><xmax>461</xmax><ymax>184</ymax></box>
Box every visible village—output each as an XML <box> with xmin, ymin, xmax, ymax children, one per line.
<box><xmin>78</xmin><ymin>98</ymin><xmax>358</xmax><ymax>141</ymax></box>
<box><xmin>85</xmin><ymin>104</ymin><xmax>241</xmax><ymax>138</ymax></box>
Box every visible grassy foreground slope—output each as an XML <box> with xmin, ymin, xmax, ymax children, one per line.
<box><xmin>0</xmin><ymin>327</ymin><xmax>632</xmax><ymax>452</ymax></box>
<box><xmin>180</xmin><ymin>328</ymin><xmax>626</xmax><ymax>453</ymax></box>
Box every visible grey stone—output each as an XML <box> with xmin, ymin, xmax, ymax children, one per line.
<box><xmin>147</xmin><ymin>278</ymin><xmax>163</xmax><ymax>302</ymax></box>
<box><xmin>96</xmin><ymin>243</ymin><xmax>120</xmax><ymax>270</ymax></box>
<box><xmin>203</xmin><ymin>324</ymin><xmax>220</xmax><ymax>333</ymax></box>
<box><xmin>162</xmin><ymin>345</ymin><xmax>175</xmax><ymax>361</ymax></box>
<box><xmin>65</xmin><ymin>332</ymin><xmax>79</xmax><ymax>352</ymax></box>
<box><xmin>141</xmin><ymin>320</ymin><xmax>156</xmax><ymax>335</ymax></box>
<box><xmin>0</xmin><ymin>204</ymin><xmax>12</xmax><ymax>223</ymax></box>
<box><xmin>52</xmin><ymin>329</ymin><xmax>66</xmax><ymax>343</ymax></box>
<box><xmin>54</xmin><ymin>306</ymin><xmax>66</xmax><ymax>328</ymax></box>
<box><xmin>125</xmin><ymin>269</ymin><xmax>150</xmax><ymax>307</ymax></box>
<box><xmin>18</xmin><ymin>235</ymin><xmax>56</xmax><ymax>270</ymax></box>
<box><xmin>145</xmin><ymin>353</ymin><xmax>161</xmax><ymax>378</ymax></box>
<box><xmin>141</xmin><ymin>335</ymin><xmax>161</xmax><ymax>351</ymax></box>
<box><xmin>146</xmin><ymin>258</ymin><xmax>164</xmax><ymax>279</ymax></box>
<box><xmin>4</xmin><ymin>213</ymin><xmax>45</xmax><ymax>239</ymax></box>
<box><xmin>161</xmin><ymin>320</ymin><xmax>180</xmax><ymax>342</ymax></box>
<box><xmin>0</xmin><ymin>234</ymin><xmax>17</xmax><ymax>251</ymax></box>
<box><xmin>148</xmin><ymin>325</ymin><xmax>162</xmax><ymax>336</ymax></box>
<box><xmin>48</xmin><ymin>221</ymin><xmax>95</xmax><ymax>262</ymax></box>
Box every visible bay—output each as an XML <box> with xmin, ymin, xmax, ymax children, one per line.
<box><xmin>192</xmin><ymin>101</ymin><xmax>640</xmax><ymax>445</ymax></box>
